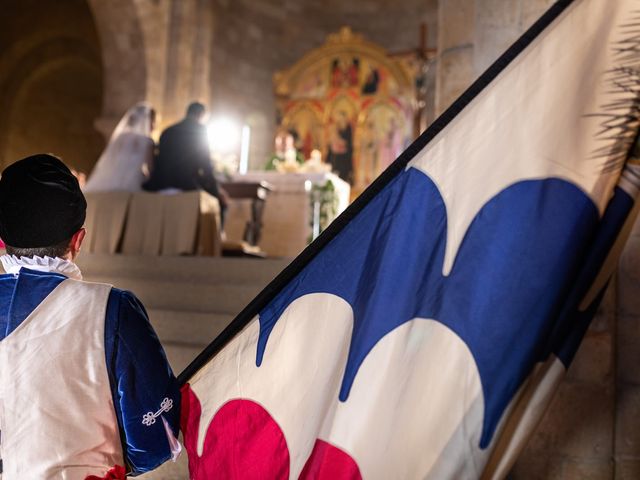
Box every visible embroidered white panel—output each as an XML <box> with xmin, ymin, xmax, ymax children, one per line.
<box><xmin>0</xmin><ymin>279</ymin><xmax>123</xmax><ymax>479</ymax></box>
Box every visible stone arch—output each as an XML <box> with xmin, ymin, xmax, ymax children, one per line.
<box><xmin>3</xmin><ymin>56</ymin><xmax>104</xmax><ymax>172</ymax></box>
<box><xmin>0</xmin><ymin>0</ymin><xmax>105</xmax><ymax>171</ymax></box>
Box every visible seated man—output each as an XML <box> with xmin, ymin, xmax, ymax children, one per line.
<box><xmin>144</xmin><ymin>102</ymin><xmax>228</xmax><ymax>225</ymax></box>
<box><xmin>0</xmin><ymin>154</ymin><xmax>180</xmax><ymax>479</ymax></box>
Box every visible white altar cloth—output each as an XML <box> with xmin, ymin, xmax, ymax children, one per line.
<box><xmin>225</xmin><ymin>171</ymin><xmax>350</xmax><ymax>258</ymax></box>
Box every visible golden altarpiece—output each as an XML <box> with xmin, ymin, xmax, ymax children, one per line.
<box><xmin>273</xmin><ymin>27</ymin><xmax>429</xmax><ymax>196</ymax></box>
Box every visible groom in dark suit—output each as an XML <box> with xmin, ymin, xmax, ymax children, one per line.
<box><xmin>144</xmin><ymin>102</ymin><xmax>228</xmax><ymax>223</ymax></box>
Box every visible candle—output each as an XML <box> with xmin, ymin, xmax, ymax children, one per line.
<box><xmin>239</xmin><ymin>125</ymin><xmax>251</xmax><ymax>174</ymax></box>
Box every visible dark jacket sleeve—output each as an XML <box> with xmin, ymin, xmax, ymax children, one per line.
<box><xmin>104</xmin><ymin>288</ymin><xmax>181</xmax><ymax>475</ymax></box>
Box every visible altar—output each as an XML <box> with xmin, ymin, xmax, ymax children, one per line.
<box><xmin>224</xmin><ymin>171</ymin><xmax>350</xmax><ymax>257</ymax></box>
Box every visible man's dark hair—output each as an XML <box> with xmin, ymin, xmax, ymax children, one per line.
<box><xmin>186</xmin><ymin>102</ymin><xmax>206</xmax><ymax>118</ymax></box>
<box><xmin>5</xmin><ymin>236</ymin><xmax>71</xmax><ymax>259</ymax></box>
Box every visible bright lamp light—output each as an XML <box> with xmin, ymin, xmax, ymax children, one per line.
<box><xmin>207</xmin><ymin>118</ymin><xmax>240</xmax><ymax>153</ymax></box>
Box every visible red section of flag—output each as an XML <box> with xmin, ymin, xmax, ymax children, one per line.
<box><xmin>84</xmin><ymin>464</ymin><xmax>126</xmax><ymax>480</ymax></box>
<box><xmin>181</xmin><ymin>384</ymin><xmax>290</xmax><ymax>479</ymax></box>
<box><xmin>299</xmin><ymin>439</ymin><xmax>362</xmax><ymax>480</ymax></box>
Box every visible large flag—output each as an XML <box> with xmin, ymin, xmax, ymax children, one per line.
<box><xmin>179</xmin><ymin>0</ymin><xmax>640</xmax><ymax>478</ymax></box>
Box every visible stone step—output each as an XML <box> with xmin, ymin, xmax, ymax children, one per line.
<box><xmin>148</xmin><ymin>310</ymin><xmax>234</xmax><ymax>385</ymax></box>
<box><xmin>139</xmin><ymin>441</ymin><xmax>188</xmax><ymax>479</ymax></box>
<box><xmin>163</xmin><ymin>343</ymin><xmax>205</xmax><ymax>375</ymax></box>
<box><xmin>146</xmin><ymin>309</ymin><xmax>234</xmax><ymax>346</ymax></box>
<box><xmin>85</xmin><ymin>275</ymin><xmax>262</xmax><ymax>314</ymax></box>
<box><xmin>77</xmin><ymin>253</ymin><xmax>290</xmax><ymax>285</ymax></box>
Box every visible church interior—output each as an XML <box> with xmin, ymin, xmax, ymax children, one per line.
<box><xmin>1</xmin><ymin>0</ymin><xmax>640</xmax><ymax>478</ymax></box>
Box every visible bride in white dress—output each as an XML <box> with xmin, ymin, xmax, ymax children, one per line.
<box><xmin>84</xmin><ymin>103</ymin><xmax>156</xmax><ymax>192</ymax></box>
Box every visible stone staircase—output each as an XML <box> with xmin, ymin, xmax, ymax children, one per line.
<box><xmin>77</xmin><ymin>253</ymin><xmax>291</xmax><ymax>479</ymax></box>
<box><xmin>78</xmin><ymin>253</ymin><xmax>291</xmax><ymax>375</ymax></box>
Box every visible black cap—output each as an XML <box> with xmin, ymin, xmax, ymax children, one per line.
<box><xmin>0</xmin><ymin>154</ymin><xmax>86</xmax><ymax>248</ymax></box>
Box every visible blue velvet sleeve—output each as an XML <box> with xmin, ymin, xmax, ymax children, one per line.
<box><xmin>104</xmin><ymin>288</ymin><xmax>180</xmax><ymax>476</ymax></box>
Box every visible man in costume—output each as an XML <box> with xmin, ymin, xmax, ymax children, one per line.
<box><xmin>0</xmin><ymin>154</ymin><xmax>180</xmax><ymax>479</ymax></box>
<box><xmin>143</xmin><ymin>101</ymin><xmax>228</xmax><ymax>225</ymax></box>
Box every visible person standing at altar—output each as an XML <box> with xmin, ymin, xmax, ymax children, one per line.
<box><xmin>144</xmin><ymin>102</ymin><xmax>228</xmax><ymax>224</ymax></box>
<box><xmin>84</xmin><ymin>102</ymin><xmax>156</xmax><ymax>192</ymax></box>
<box><xmin>327</xmin><ymin>110</ymin><xmax>354</xmax><ymax>184</ymax></box>
<box><xmin>0</xmin><ymin>154</ymin><xmax>181</xmax><ymax>479</ymax></box>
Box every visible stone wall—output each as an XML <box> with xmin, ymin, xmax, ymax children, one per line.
<box><xmin>436</xmin><ymin>0</ymin><xmax>555</xmax><ymax>115</ymax></box>
<box><xmin>614</xmin><ymin>214</ymin><xmax>640</xmax><ymax>478</ymax></box>
<box><xmin>435</xmin><ymin>0</ymin><xmax>475</xmax><ymax>117</ymax></box>
<box><xmin>0</xmin><ymin>0</ymin><xmax>104</xmax><ymax>172</ymax></box>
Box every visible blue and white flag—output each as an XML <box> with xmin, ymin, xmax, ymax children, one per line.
<box><xmin>180</xmin><ymin>1</ymin><xmax>640</xmax><ymax>478</ymax></box>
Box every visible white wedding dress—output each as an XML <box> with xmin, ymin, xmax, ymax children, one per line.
<box><xmin>84</xmin><ymin>103</ymin><xmax>155</xmax><ymax>192</ymax></box>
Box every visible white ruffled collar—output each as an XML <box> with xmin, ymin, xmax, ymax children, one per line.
<box><xmin>0</xmin><ymin>255</ymin><xmax>83</xmax><ymax>280</ymax></box>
